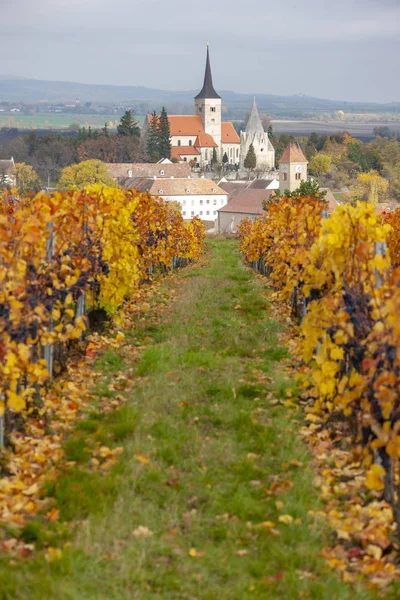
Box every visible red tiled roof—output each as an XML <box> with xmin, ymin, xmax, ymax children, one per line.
<box><xmin>171</xmin><ymin>146</ymin><xmax>200</xmax><ymax>161</ymax></box>
<box><xmin>169</xmin><ymin>115</ymin><xmax>204</xmax><ymax>136</ymax></box>
<box><xmin>194</xmin><ymin>133</ymin><xmax>218</xmax><ymax>148</ymax></box>
<box><xmin>279</xmin><ymin>142</ymin><xmax>308</xmax><ymax>164</ymax></box>
<box><xmin>221</xmin><ymin>122</ymin><xmax>240</xmax><ymax>144</ymax></box>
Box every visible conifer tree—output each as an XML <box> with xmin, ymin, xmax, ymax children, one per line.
<box><xmin>158</xmin><ymin>107</ymin><xmax>171</xmax><ymax>160</ymax></box>
<box><xmin>222</xmin><ymin>152</ymin><xmax>229</xmax><ymax>164</ymax></box>
<box><xmin>117</xmin><ymin>109</ymin><xmax>140</xmax><ymax>137</ymax></box>
<box><xmin>268</xmin><ymin>124</ymin><xmax>274</xmax><ymax>141</ymax></box>
<box><xmin>147</xmin><ymin>111</ymin><xmax>161</xmax><ymax>162</ymax></box>
<box><xmin>211</xmin><ymin>148</ymin><xmax>218</xmax><ymax>166</ymax></box>
<box><xmin>244</xmin><ymin>143</ymin><xmax>257</xmax><ymax>171</ymax></box>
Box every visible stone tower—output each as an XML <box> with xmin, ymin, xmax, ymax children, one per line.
<box><xmin>239</xmin><ymin>99</ymin><xmax>275</xmax><ymax>172</ymax></box>
<box><xmin>279</xmin><ymin>141</ymin><xmax>308</xmax><ymax>193</ymax></box>
<box><xmin>194</xmin><ymin>44</ymin><xmax>222</xmax><ymax>159</ymax></box>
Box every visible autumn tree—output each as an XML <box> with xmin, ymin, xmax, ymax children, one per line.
<box><xmin>15</xmin><ymin>163</ymin><xmax>41</xmax><ymax>194</ymax></box>
<box><xmin>345</xmin><ymin>170</ymin><xmax>389</xmax><ymax>206</ymax></box>
<box><xmin>309</xmin><ymin>153</ymin><xmax>332</xmax><ymax>176</ymax></box>
<box><xmin>244</xmin><ymin>143</ymin><xmax>257</xmax><ymax>172</ymax></box>
<box><xmin>158</xmin><ymin>107</ymin><xmax>171</xmax><ymax>160</ymax></box>
<box><xmin>57</xmin><ymin>159</ymin><xmax>116</xmax><ymax>190</ymax></box>
<box><xmin>117</xmin><ymin>109</ymin><xmax>140</xmax><ymax>137</ymax></box>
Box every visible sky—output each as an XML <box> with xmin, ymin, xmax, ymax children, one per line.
<box><xmin>1</xmin><ymin>0</ymin><xmax>400</xmax><ymax>103</ymax></box>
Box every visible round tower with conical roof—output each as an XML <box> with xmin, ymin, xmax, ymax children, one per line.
<box><xmin>239</xmin><ymin>99</ymin><xmax>275</xmax><ymax>172</ymax></box>
<box><xmin>194</xmin><ymin>44</ymin><xmax>222</xmax><ymax>160</ymax></box>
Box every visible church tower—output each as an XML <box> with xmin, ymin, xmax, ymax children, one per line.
<box><xmin>279</xmin><ymin>142</ymin><xmax>308</xmax><ymax>193</ymax></box>
<box><xmin>194</xmin><ymin>44</ymin><xmax>222</xmax><ymax>159</ymax></box>
<box><xmin>239</xmin><ymin>99</ymin><xmax>275</xmax><ymax>172</ymax></box>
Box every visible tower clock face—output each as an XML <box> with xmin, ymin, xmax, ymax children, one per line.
<box><xmin>296</xmin><ymin>165</ymin><xmax>302</xmax><ymax>173</ymax></box>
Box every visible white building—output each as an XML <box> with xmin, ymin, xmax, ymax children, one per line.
<box><xmin>240</xmin><ymin>99</ymin><xmax>275</xmax><ymax>172</ymax></box>
<box><xmin>123</xmin><ymin>177</ymin><xmax>228</xmax><ymax>220</ymax></box>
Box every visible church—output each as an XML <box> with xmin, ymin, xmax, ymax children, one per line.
<box><xmin>143</xmin><ymin>46</ymin><xmax>275</xmax><ymax>171</ymax></box>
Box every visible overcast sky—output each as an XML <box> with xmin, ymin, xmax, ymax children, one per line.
<box><xmin>1</xmin><ymin>0</ymin><xmax>400</xmax><ymax>103</ymax></box>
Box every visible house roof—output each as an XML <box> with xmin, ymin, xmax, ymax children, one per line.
<box><xmin>320</xmin><ymin>188</ymin><xmax>339</xmax><ymax>213</ymax></box>
<box><xmin>0</xmin><ymin>158</ymin><xmax>15</xmax><ymax>175</ymax></box>
<box><xmin>245</xmin><ymin>99</ymin><xmax>264</xmax><ymax>136</ymax></box>
<box><xmin>194</xmin><ymin>133</ymin><xmax>218</xmax><ymax>148</ymax></box>
<box><xmin>221</xmin><ymin>122</ymin><xmax>240</xmax><ymax>144</ymax></box>
<box><xmin>121</xmin><ymin>177</ymin><xmax>226</xmax><ymax>196</ymax></box>
<box><xmin>279</xmin><ymin>141</ymin><xmax>308</xmax><ymax>164</ymax></box>
<box><xmin>106</xmin><ymin>162</ymin><xmax>191</xmax><ymax>179</ymax></box>
<box><xmin>194</xmin><ymin>45</ymin><xmax>221</xmax><ymax>100</ymax></box>
<box><xmin>218</xmin><ymin>179</ymin><xmax>272</xmax><ymax>195</ymax></box>
<box><xmin>171</xmin><ymin>146</ymin><xmax>200</xmax><ymax>161</ymax></box>
<box><xmin>219</xmin><ymin>189</ymin><xmax>272</xmax><ymax>214</ymax></box>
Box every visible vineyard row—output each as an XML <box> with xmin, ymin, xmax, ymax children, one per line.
<box><xmin>238</xmin><ymin>197</ymin><xmax>400</xmax><ymax>532</ymax></box>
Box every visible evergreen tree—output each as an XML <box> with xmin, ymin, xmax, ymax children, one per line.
<box><xmin>102</xmin><ymin>122</ymin><xmax>110</xmax><ymax>138</ymax></box>
<box><xmin>222</xmin><ymin>152</ymin><xmax>229</xmax><ymax>164</ymax></box>
<box><xmin>117</xmin><ymin>109</ymin><xmax>140</xmax><ymax>137</ymax></box>
<box><xmin>244</xmin><ymin>143</ymin><xmax>257</xmax><ymax>171</ymax></box>
<box><xmin>158</xmin><ymin>107</ymin><xmax>171</xmax><ymax>160</ymax></box>
<box><xmin>267</xmin><ymin>124</ymin><xmax>274</xmax><ymax>141</ymax></box>
<box><xmin>211</xmin><ymin>148</ymin><xmax>218</xmax><ymax>165</ymax></box>
<box><xmin>147</xmin><ymin>111</ymin><xmax>161</xmax><ymax>162</ymax></box>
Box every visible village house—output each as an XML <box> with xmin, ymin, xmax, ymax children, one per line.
<box><xmin>122</xmin><ymin>176</ymin><xmax>228</xmax><ymax>221</ymax></box>
<box><xmin>0</xmin><ymin>157</ymin><xmax>16</xmax><ymax>186</ymax></box>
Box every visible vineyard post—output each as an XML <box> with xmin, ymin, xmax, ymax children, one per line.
<box><xmin>0</xmin><ymin>394</ymin><xmax>4</xmax><ymax>449</ymax></box>
<box><xmin>374</xmin><ymin>242</ymin><xmax>386</xmax><ymax>290</ymax></box>
<box><xmin>44</xmin><ymin>222</ymin><xmax>55</xmax><ymax>377</ymax></box>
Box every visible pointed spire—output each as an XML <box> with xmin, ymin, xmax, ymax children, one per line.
<box><xmin>195</xmin><ymin>44</ymin><xmax>221</xmax><ymax>100</ymax></box>
<box><xmin>245</xmin><ymin>98</ymin><xmax>264</xmax><ymax>136</ymax></box>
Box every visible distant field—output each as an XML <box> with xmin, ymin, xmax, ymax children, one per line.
<box><xmin>0</xmin><ymin>113</ymin><xmax>145</xmax><ymax>130</ymax></box>
<box><xmin>272</xmin><ymin>119</ymin><xmax>400</xmax><ymax>138</ymax></box>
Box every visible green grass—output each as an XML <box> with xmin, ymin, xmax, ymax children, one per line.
<box><xmin>0</xmin><ymin>239</ymin><xmax>385</xmax><ymax>599</ymax></box>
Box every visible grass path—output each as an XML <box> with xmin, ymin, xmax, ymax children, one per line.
<box><xmin>0</xmin><ymin>239</ymin><xmax>377</xmax><ymax>599</ymax></box>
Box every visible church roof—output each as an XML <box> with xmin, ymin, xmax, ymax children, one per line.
<box><xmin>171</xmin><ymin>146</ymin><xmax>200</xmax><ymax>160</ymax></box>
<box><xmin>194</xmin><ymin>45</ymin><xmax>221</xmax><ymax>100</ymax></box>
<box><xmin>245</xmin><ymin>99</ymin><xmax>264</xmax><ymax>136</ymax></box>
<box><xmin>194</xmin><ymin>133</ymin><xmax>218</xmax><ymax>148</ymax></box>
<box><xmin>279</xmin><ymin>142</ymin><xmax>308</xmax><ymax>164</ymax></box>
<box><xmin>167</xmin><ymin>115</ymin><xmax>204</xmax><ymax>136</ymax></box>
<box><xmin>221</xmin><ymin>122</ymin><xmax>240</xmax><ymax>144</ymax></box>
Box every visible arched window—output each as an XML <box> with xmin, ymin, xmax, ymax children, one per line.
<box><xmin>178</xmin><ymin>140</ymin><xmax>181</xmax><ymax>146</ymax></box>
<box><xmin>189</xmin><ymin>140</ymin><xmax>192</xmax><ymax>146</ymax></box>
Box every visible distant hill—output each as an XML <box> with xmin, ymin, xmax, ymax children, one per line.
<box><xmin>0</xmin><ymin>76</ymin><xmax>399</xmax><ymax>120</ymax></box>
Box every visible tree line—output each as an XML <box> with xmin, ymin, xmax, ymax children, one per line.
<box><xmin>0</xmin><ymin>106</ymin><xmax>173</xmax><ymax>190</ymax></box>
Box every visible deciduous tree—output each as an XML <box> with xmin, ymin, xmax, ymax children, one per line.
<box><xmin>15</xmin><ymin>163</ymin><xmax>41</xmax><ymax>194</ymax></box>
<box><xmin>57</xmin><ymin>159</ymin><xmax>116</xmax><ymax>190</ymax></box>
